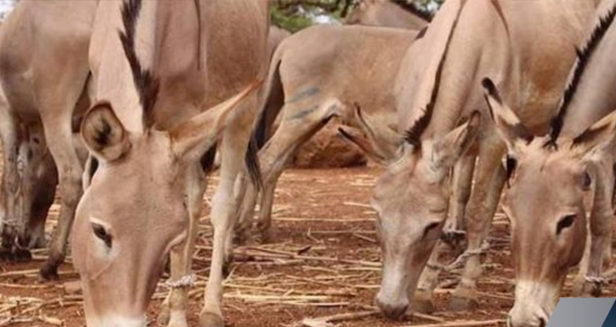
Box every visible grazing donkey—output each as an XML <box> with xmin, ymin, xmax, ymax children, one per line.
<box><xmin>345</xmin><ymin>0</ymin><xmax>431</xmax><ymax>29</ymax></box>
<box><xmin>344</xmin><ymin>0</ymin><xmax>597</xmax><ymax>320</ymax></box>
<box><xmin>0</xmin><ymin>0</ymin><xmax>96</xmax><ymax>263</ymax></box>
<box><xmin>235</xmin><ymin>24</ymin><xmax>418</xmax><ymax>242</ymax></box>
<box><xmin>483</xmin><ymin>2</ymin><xmax>616</xmax><ymax>325</ymax></box>
<box><xmin>70</xmin><ymin>0</ymin><xmax>267</xmax><ymax>326</ymax></box>
<box><xmin>0</xmin><ymin>3</ymin><xmax>285</xmax><ymax>265</ymax></box>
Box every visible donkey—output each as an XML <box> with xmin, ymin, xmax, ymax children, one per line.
<box><xmin>0</xmin><ymin>0</ymin><xmax>96</xmax><ymax>265</ymax></box>
<box><xmin>234</xmin><ymin>24</ymin><xmax>418</xmax><ymax>242</ymax></box>
<box><xmin>483</xmin><ymin>2</ymin><xmax>616</xmax><ymax>325</ymax></box>
<box><xmin>70</xmin><ymin>1</ymin><xmax>268</xmax><ymax>326</ymax></box>
<box><xmin>345</xmin><ymin>0</ymin><xmax>431</xmax><ymax>29</ymax></box>
<box><xmin>268</xmin><ymin>25</ymin><xmax>291</xmax><ymax>60</ymax></box>
<box><xmin>343</xmin><ymin>0</ymin><xmax>597</xmax><ymax>319</ymax></box>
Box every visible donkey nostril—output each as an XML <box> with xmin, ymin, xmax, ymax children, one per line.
<box><xmin>538</xmin><ymin>317</ymin><xmax>546</xmax><ymax>327</ymax></box>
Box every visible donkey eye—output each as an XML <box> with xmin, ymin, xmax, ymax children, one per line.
<box><xmin>556</xmin><ymin>214</ymin><xmax>576</xmax><ymax>235</ymax></box>
<box><xmin>92</xmin><ymin>223</ymin><xmax>112</xmax><ymax>248</ymax></box>
<box><xmin>422</xmin><ymin>222</ymin><xmax>440</xmax><ymax>239</ymax></box>
<box><xmin>582</xmin><ymin>172</ymin><xmax>591</xmax><ymax>190</ymax></box>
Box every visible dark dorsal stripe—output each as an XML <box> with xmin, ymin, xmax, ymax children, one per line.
<box><xmin>404</xmin><ymin>0</ymin><xmax>466</xmax><ymax>147</ymax></box>
<box><xmin>415</xmin><ymin>26</ymin><xmax>428</xmax><ymax>40</ymax></box>
<box><xmin>545</xmin><ymin>3</ymin><xmax>616</xmax><ymax>147</ymax></box>
<box><xmin>118</xmin><ymin>0</ymin><xmax>160</xmax><ymax>129</ymax></box>
<box><xmin>390</xmin><ymin>0</ymin><xmax>433</xmax><ymax>22</ymax></box>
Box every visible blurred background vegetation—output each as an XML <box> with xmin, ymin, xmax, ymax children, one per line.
<box><xmin>271</xmin><ymin>0</ymin><xmax>444</xmax><ymax>32</ymax></box>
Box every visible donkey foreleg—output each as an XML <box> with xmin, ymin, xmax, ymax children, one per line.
<box><xmin>443</xmin><ymin>152</ymin><xmax>476</xmax><ymax>250</ymax></box>
<box><xmin>160</xmin><ymin>164</ymin><xmax>206</xmax><ymax>327</ymax></box>
<box><xmin>200</xmin><ymin>96</ymin><xmax>257</xmax><ymax>327</ymax></box>
<box><xmin>574</xmin><ymin>155</ymin><xmax>614</xmax><ymax>296</ymax></box>
<box><xmin>450</xmin><ymin>139</ymin><xmax>506</xmax><ymax>311</ymax></box>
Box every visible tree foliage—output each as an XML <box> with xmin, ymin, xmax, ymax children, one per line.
<box><xmin>271</xmin><ymin>0</ymin><xmax>443</xmax><ymax>32</ymax></box>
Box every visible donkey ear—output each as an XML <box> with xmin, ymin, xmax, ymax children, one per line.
<box><xmin>170</xmin><ymin>81</ymin><xmax>261</xmax><ymax>161</ymax></box>
<box><xmin>350</xmin><ymin>103</ymin><xmax>403</xmax><ymax>162</ymax></box>
<box><xmin>338</xmin><ymin>127</ymin><xmax>391</xmax><ymax>166</ymax></box>
<box><xmin>431</xmin><ymin>111</ymin><xmax>481</xmax><ymax>172</ymax></box>
<box><xmin>570</xmin><ymin>109</ymin><xmax>616</xmax><ymax>157</ymax></box>
<box><xmin>482</xmin><ymin>78</ymin><xmax>533</xmax><ymax>154</ymax></box>
<box><xmin>81</xmin><ymin>102</ymin><xmax>131</xmax><ymax>162</ymax></box>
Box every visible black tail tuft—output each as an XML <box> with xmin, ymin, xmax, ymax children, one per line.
<box><xmin>245</xmin><ymin>136</ymin><xmax>263</xmax><ymax>191</ymax></box>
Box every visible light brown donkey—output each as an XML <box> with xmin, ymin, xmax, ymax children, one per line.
<box><xmin>235</xmin><ymin>24</ymin><xmax>418</xmax><ymax>242</ymax></box>
<box><xmin>345</xmin><ymin>0</ymin><xmax>597</xmax><ymax>320</ymax></box>
<box><xmin>483</xmin><ymin>2</ymin><xmax>616</xmax><ymax>325</ymax></box>
<box><xmin>0</xmin><ymin>0</ymin><xmax>97</xmax><ymax>266</ymax></box>
<box><xmin>345</xmin><ymin>0</ymin><xmax>431</xmax><ymax>29</ymax></box>
<box><xmin>70</xmin><ymin>0</ymin><xmax>267</xmax><ymax>326</ymax></box>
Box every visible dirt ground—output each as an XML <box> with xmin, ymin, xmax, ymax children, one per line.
<box><xmin>1</xmin><ymin>167</ymin><xmax>615</xmax><ymax>327</ymax></box>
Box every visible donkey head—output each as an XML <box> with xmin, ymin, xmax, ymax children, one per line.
<box><xmin>71</xmin><ymin>1</ymin><xmax>259</xmax><ymax>325</ymax></box>
<box><xmin>342</xmin><ymin>109</ymin><xmax>480</xmax><ymax>319</ymax></box>
<box><xmin>483</xmin><ymin>78</ymin><xmax>616</xmax><ymax>327</ymax></box>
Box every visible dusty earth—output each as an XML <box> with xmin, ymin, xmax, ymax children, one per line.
<box><xmin>1</xmin><ymin>167</ymin><xmax>615</xmax><ymax>327</ymax></box>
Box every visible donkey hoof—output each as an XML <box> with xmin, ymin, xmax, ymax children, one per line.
<box><xmin>199</xmin><ymin>312</ymin><xmax>225</xmax><ymax>327</ymax></box>
<box><xmin>412</xmin><ymin>291</ymin><xmax>435</xmax><ymax>314</ymax></box>
<box><xmin>39</xmin><ymin>263</ymin><xmax>59</xmax><ymax>281</ymax></box>
<box><xmin>448</xmin><ymin>293</ymin><xmax>479</xmax><ymax>311</ymax></box>
<box><xmin>0</xmin><ymin>248</ymin><xmax>13</xmax><ymax>261</ymax></box>
<box><xmin>13</xmin><ymin>248</ymin><xmax>32</xmax><ymax>262</ymax></box>
<box><xmin>233</xmin><ymin>230</ymin><xmax>249</xmax><ymax>245</ymax></box>
<box><xmin>254</xmin><ymin>230</ymin><xmax>271</xmax><ymax>244</ymax></box>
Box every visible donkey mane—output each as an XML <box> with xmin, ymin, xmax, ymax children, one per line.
<box><xmin>119</xmin><ymin>0</ymin><xmax>160</xmax><ymax>129</ymax></box>
<box><xmin>404</xmin><ymin>0</ymin><xmax>465</xmax><ymax>147</ymax></box>
<box><xmin>390</xmin><ymin>0</ymin><xmax>433</xmax><ymax>22</ymax></box>
<box><xmin>545</xmin><ymin>3</ymin><xmax>616</xmax><ymax>147</ymax></box>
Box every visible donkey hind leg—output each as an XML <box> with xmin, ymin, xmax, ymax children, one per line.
<box><xmin>199</xmin><ymin>96</ymin><xmax>258</xmax><ymax>327</ymax></box>
<box><xmin>27</xmin><ymin>145</ymin><xmax>58</xmax><ymax>249</ymax></box>
<box><xmin>39</xmin><ymin>94</ymin><xmax>86</xmax><ymax>280</ymax></box>
<box><xmin>442</xmin><ymin>152</ymin><xmax>475</xmax><ymax>251</ymax></box>
<box><xmin>253</xmin><ymin>99</ymin><xmax>341</xmax><ymax>242</ymax></box>
<box><xmin>0</xmin><ymin>112</ymin><xmax>25</xmax><ymax>260</ymax></box>
<box><xmin>450</xmin><ymin>140</ymin><xmax>506</xmax><ymax>311</ymax></box>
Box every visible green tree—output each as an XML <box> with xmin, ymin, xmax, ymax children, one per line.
<box><xmin>271</xmin><ymin>0</ymin><xmax>443</xmax><ymax>32</ymax></box>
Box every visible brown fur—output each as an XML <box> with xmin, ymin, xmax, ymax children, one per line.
<box><xmin>0</xmin><ymin>0</ymin><xmax>96</xmax><ymax>266</ymax></box>
<box><xmin>485</xmin><ymin>2</ymin><xmax>616</xmax><ymax>324</ymax></box>
<box><xmin>72</xmin><ymin>1</ymin><xmax>269</xmax><ymax>326</ymax></box>
<box><xmin>351</xmin><ymin>0</ymin><xmax>597</xmax><ymax>322</ymax></box>
<box><xmin>234</xmin><ymin>24</ymin><xmax>417</xmax><ymax>243</ymax></box>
